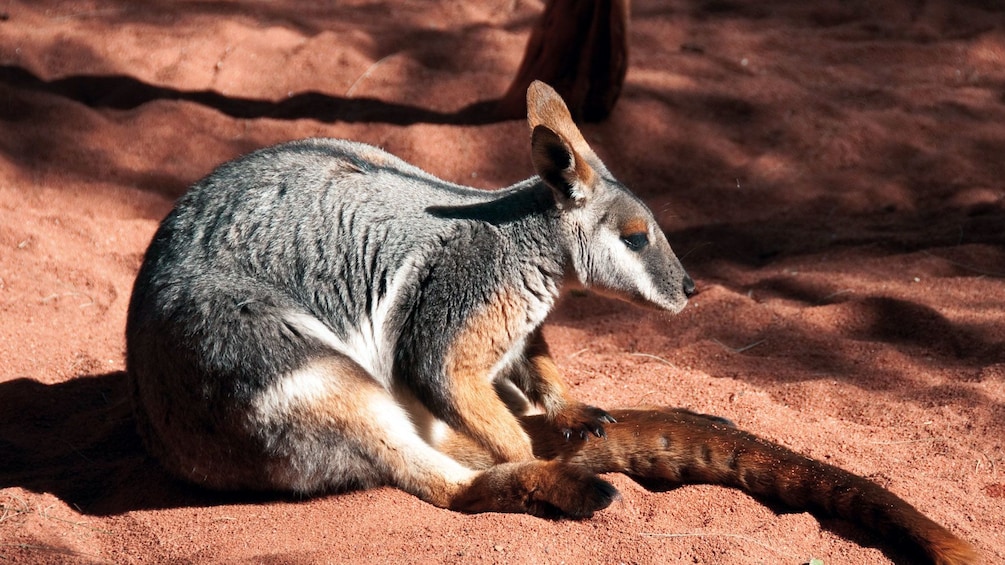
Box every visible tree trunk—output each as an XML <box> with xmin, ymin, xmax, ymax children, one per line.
<box><xmin>497</xmin><ymin>0</ymin><xmax>630</xmax><ymax>122</ymax></box>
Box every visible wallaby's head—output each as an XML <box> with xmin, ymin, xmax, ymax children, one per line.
<box><xmin>526</xmin><ymin>81</ymin><xmax>695</xmax><ymax>314</ymax></box>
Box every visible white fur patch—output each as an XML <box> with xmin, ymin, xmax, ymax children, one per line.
<box><xmin>364</xmin><ymin>256</ymin><xmax>421</xmax><ymax>385</ymax></box>
<box><xmin>591</xmin><ymin>229</ymin><xmax>683</xmax><ymax>312</ymax></box>
<box><xmin>251</xmin><ymin>361</ymin><xmax>476</xmax><ymax>493</ymax></box>
<box><xmin>282</xmin><ymin>310</ymin><xmax>348</xmax><ymax>352</ymax></box>
<box><xmin>280</xmin><ymin>256</ymin><xmax>421</xmax><ymax>388</ymax></box>
<box><xmin>366</xmin><ymin>393</ymin><xmax>477</xmax><ymax>486</ymax></box>
<box><xmin>487</xmin><ymin>334</ymin><xmax>529</xmax><ymax>383</ymax></box>
<box><xmin>252</xmin><ymin>361</ymin><xmax>333</xmax><ymax>421</ymax></box>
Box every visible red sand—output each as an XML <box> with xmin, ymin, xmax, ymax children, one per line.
<box><xmin>1</xmin><ymin>1</ymin><xmax>1003</xmax><ymax>562</ymax></box>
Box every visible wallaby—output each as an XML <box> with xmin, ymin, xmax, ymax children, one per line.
<box><xmin>127</xmin><ymin>81</ymin><xmax>976</xmax><ymax>565</ymax></box>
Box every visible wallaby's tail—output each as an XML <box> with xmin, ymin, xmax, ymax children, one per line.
<box><xmin>520</xmin><ymin>407</ymin><xmax>977</xmax><ymax>565</ymax></box>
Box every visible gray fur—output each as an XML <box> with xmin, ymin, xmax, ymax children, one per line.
<box><xmin>127</xmin><ymin>113</ymin><xmax>692</xmax><ymax>494</ymax></box>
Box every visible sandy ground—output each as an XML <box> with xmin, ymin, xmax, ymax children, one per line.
<box><xmin>1</xmin><ymin>1</ymin><xmax>1004</xmax><ymax>563</ymax></box>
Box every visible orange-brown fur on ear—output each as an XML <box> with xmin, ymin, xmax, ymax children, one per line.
<box><xmin>527</xmin><ymin>81</ymin><xmax>600</xmax><ymax>167</ymax></box>
<box><xmin>530</xmin><ymin>124</ymin><xmax>596</xmax><ymax>203</ymax></box>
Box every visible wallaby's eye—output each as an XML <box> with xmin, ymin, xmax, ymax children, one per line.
<box><xmin>621</xmin><ymin>232</ymin><xmax>649</xmax><ymax>251</ymax></box>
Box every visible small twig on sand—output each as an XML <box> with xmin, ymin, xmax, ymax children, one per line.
<box><xmin>345</xmin><ymin>54</ymin><xmax>396</xmax><ymax>97</ymax></box>
<box><xmin>867</xmin><ymin>437</ymin><xmax>940</xmax><ymax>446</ymax></box>
<box><xmin>40</xmin><ymin>291</ymin><xmax>94</xmax><ymax>308</ymax></box>
<box><xmin>640</xmin><ymin>531</ymin><xmax>786</xmax><ymax>557</ymax></box>
<box><xmin>49</xmin><ymin>7</ymin><xmax>122</xmax><ymax>21</ymax></box>
<box><xmin>711</xmin><ymin>338</ymin><xmax>765</xmax><ymax>354</ymax></box>
<box><xmin>0</xmin><ymin>496</ymin><xmax>31</xmax><ymax>524</ymax></box>
<box><xmin>820</xmin><ymin>289</ymin><xmax>852</xmax><ymax>301</ymax></box>
<box><xmin>629</xmin><ymin>352</ymin><xmax>677</xmax><ymax>368</ymax></box>
<box><xmin>921</xmin><ymin>250</ymin><xmax>1005</xmax><ymax>278</ymax></box>
<box><xmin>37</xmin><ymin>510</ymin><xmax>114</xmax><ymax>535</ymax></box>
<box><xmin>966</xmin><ymin>446</ymin><xmax>998</xmax><ymax>476</ymax></box>
<box><xmin>678</xmin><ymin>241</ymin><xmax>711</xmax><ymax>260</ymax></box>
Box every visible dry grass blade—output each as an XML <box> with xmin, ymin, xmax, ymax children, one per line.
<box><xmin>711</xmin><ymin>338</ymin><xmax>766</xmax><ymax>354</ymax></box>
<box><xmin>0</xmin><ymin>496</ymin><xmax>31</xmax><ymax>525</ymax></box>
<box><xmin>640</xmin><ymin>531</ymin><xmax>787</xmax><ymax>557</ymax></box>
<box><xmin>629</xmin><ymin>352</ymin><xmax>677</xmax><ymax>368</ymax></box>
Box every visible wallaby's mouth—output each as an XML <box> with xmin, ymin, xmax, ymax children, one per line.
<box><xmin>652</xmin><ymin>296</ymin><xmax>689</xmax><ymax>315</ymax></box>
<box><xmin>585</xmin><ymin>286</ymin><xmax>689</xmax><ymax>314</ymax></box>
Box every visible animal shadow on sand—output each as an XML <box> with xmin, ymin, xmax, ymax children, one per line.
<box><xmin>0</xmin><ymin>372</ymin><xmax>283</xmax><ymax>515</ymax></box>
<box><xmin>0</xmin><ymin>371</ymin><xmax>918</xmax><ymax>563</ymax></box>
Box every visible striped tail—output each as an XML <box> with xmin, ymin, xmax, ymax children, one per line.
<box><xmin>520</xmin><ymin>407</ymin><xmax>978</xmax><ymax>565</ymax></box>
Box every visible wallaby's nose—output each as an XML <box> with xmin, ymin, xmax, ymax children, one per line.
<box><xmin>682</xmin><ymin>273</ymin><xmax>696</xmax><ymax>297</ymax></box>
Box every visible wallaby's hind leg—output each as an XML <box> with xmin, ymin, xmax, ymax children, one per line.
<box><xmin>256</xmin><ymin>356</ymin><xmax>617</xmax><ymax>517</ymax></box>
<box><xmin>252</xmin><ymin>356</ymin><xmax>475</xmax><ymax>504</ymax></box>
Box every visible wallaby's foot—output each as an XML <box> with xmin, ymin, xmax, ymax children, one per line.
<box><xmin>450</xmin><ymin>460</ymin><xmax>618</xmax><ymax>518</ymax></box>
<box><xmin>550</xmin><ymin>403</ymin><xmax>616</xmax><ymax>440</ymax></box>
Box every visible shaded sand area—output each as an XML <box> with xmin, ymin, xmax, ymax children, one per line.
<box><xmin>1</xmin><ymin>1</ymin><xmax>1003</xmax><ymax>562</ymax></box>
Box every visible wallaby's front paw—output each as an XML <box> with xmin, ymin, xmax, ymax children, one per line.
<box><xmin>551</xmin><ymin>403</ymin><xmax>616</xmax><ymax>440</ymax></box>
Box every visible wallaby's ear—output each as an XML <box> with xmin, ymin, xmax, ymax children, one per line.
<box><xmin>527</xmin><ymin>81</ymin><xmax>597</xmax><ymax>207</ymax></box>
<box><xmin>531</xmin><ymin>125</ymin><xmax>593</xmax><ymax>206</ymax></box>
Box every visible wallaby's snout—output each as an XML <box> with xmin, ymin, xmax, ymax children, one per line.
<box><xmin>682</xmin><ymin>272</ymin><xmax>696</xmax><ymax>298</ymax></box>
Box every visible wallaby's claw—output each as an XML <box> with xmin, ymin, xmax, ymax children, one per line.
<box><xmin>552</xmin><ymin>404</ymin><xmax>615</xmax><ymax>441</ymax></box>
